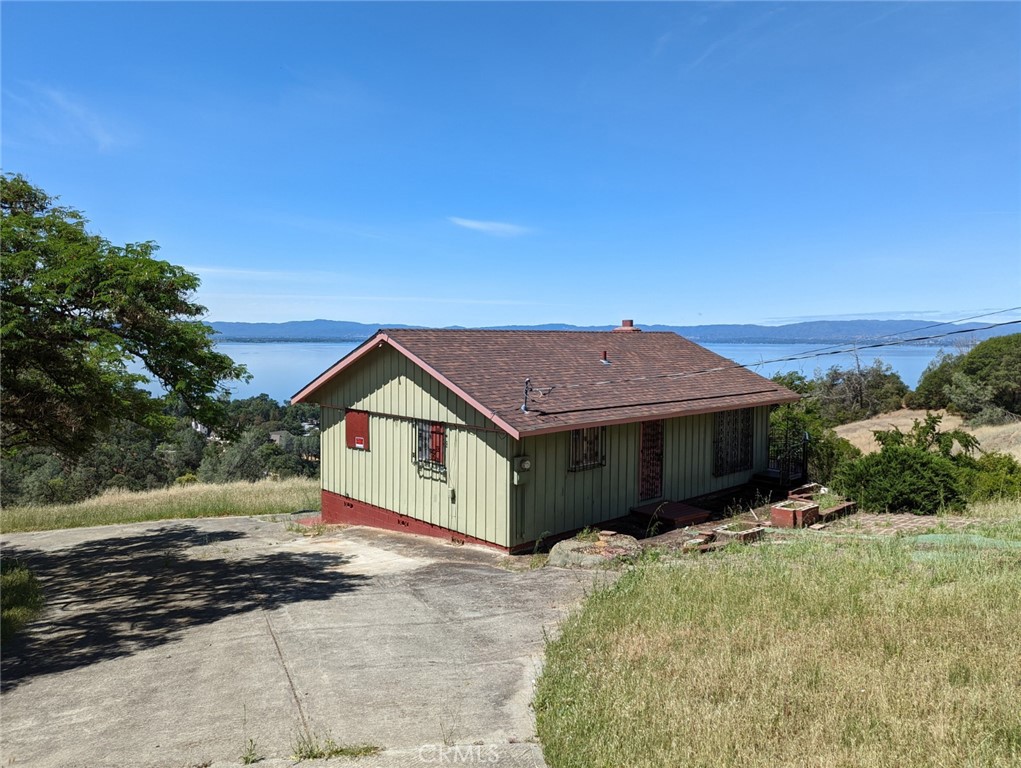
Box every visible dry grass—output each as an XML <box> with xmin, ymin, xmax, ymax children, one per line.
<box><xmin>835</xmin><ymin>409</ymin><xmax>1021</xmax><ymax>460</ymax></box>
<box><xmin>954</xmin><ymin>497</ymin><xmax>1021</xmax><ymax>541</ymax></box>
<box><xmin>0</xmin><ymin>478</ymin><xmax>319</xmax><ymax>533</ymax></box>
<box><xmin>535</xmin><ymin>531</ymin><xmax>1021</xmax><ymax>767</ymax></box>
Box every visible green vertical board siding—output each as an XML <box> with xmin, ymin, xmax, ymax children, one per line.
<box><xmin>510</xmin><ymin>407</ymin><xmax>771</xmax><ymax>545</ymax></box>
<box><xmin>317</xmin><ymin>345</ymin><xmax>512</xmax><ymax>547</ymax></box>
<box><xmin>512</xmin><ymin>422</ymin><xmax>640</xmax><ymax>547</ymax></box>
<box><xmin>660</xmin><ymin>406</ymin><xmax>770</xmax><ymax>501</ymax></box>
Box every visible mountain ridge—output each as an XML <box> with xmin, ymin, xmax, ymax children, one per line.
<box><xmin>207</xmin><ymin>318</ymin><xmax>1015</xmax><ymax>345</ymax></box>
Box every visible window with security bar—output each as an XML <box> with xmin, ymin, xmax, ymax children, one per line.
<box><xmin>415</xmin><ymin>421</ymin><xmax>446</xmax><ymax>470</ymax></box>
<box><xmin>569</xmin><ymin>427</ymin><xmax>605</xmax><ymax>471</ymax></box>
<box><xmin>713</xmin><ymin>408</ymin><xmax>753</xmax><ymax>476</ymax></box>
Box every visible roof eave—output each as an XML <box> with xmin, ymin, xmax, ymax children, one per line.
<box><xmin>290</xmin><ymin>332</ymin><xmax>385</xmax><ymax>404</ymax></box>
<box><xmin>289</xmin><ymin>331</ymin><xmax>522</xmax><ymax>439</ymax></box>
<box><xmin>513</xmin><ymin>391</ymin><xmax>801</xmax><ymax>438</ymax></box>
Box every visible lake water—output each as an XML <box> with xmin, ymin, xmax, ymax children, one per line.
<box><xmin>213</xmin><ymin>340</ymin><xmax>950</xmax><ymax>403</ymax></box>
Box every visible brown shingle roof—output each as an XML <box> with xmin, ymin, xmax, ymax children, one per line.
<box><xmin>294</xmin><ymin>329</ymin><xmax>800</xmax><ymax>437</ymax></box>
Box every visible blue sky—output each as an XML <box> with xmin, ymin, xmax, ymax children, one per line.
<box><xmin>3</xmin><ymin>2</ymin><xmax>1019</xmax><ymax>327</ymax></box>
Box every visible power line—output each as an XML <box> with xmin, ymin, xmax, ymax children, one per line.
<box><xmin>522</xmin><ymin>317</ymin><xmax>1021</xmax><ymax>396</ymax></box>
<box><xmin>774</xmin><ymin>306</ymin><xmax>1021</xmax><ymax>363</ymax></box>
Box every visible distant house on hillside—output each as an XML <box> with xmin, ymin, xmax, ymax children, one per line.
<box><xmin>292</xmin><ymin>320</ymin><xmax>800</xmax><ymax>552</ymax></box>
<box><xmin>268</xmin><ymin>430</ymin><xmax>295</xmax><ymax>446</ymax></box>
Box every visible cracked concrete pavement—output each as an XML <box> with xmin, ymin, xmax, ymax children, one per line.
<box><xmin>1</xmin><ymin>517</ymin><xmax>605</xmax><ymax>767</ymax></box>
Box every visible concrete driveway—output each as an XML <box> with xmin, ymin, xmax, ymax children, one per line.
<box><xmin>1</xmin><ymin>518</ymin><xmax>602</xmax><ymax>767</ymax></box>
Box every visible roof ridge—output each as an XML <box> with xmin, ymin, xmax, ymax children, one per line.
<box><xmin>382</xmin><ymin>327</ymin><xmax>673</xmax><ymax>333</ymax></box>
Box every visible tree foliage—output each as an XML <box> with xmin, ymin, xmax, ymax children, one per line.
<box><xmin>905</xmin><ymin>351</ymin><xmax>961</xmax><ymax>411</ymax></box>
<box><xmin>1</xmin><ymin>397</ymin><xmax>320</xmax><ymax>506</ymax></box>
<box><xmin>958</xmin><ymin>334</ymin><xmax>1021</xmax><ymax>415</ymax></box>
<box><xmin>871</xmin><ymin>412</ymin><xmax>979</xmax><ymax>458</ymax></box>
<box><xmin>1</xmin><ymin>174</ymin><xmax>249</xmax><ymax>457</ymax></box>
<box><xmin>813</xmin><ymin>358</ymin><xmax>908</xmax><ymax>425</ymax></box>
<box><xmin>905</xmin><ymin>335</ymin><xmax>1021</xmax><ymax>425</ymax></box>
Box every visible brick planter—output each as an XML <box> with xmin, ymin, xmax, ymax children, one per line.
<box><xmin>714</xmin><ymin>523</ymin><xmax>766</xmax><ymax>544</ymax></box>
<box><xmin>818</xmin><ymin>500</ymin><xmax>857</xmax><ymax>521</ymax></box>
<box><xmin>788</xmin><ymin>483</ymin><xmax>825</xmax><ymax>501</ymax></box>
<box><xmin>770</xmin><ymin>499</ymin><xmax>820</xmax><ymax>528</ymax></box>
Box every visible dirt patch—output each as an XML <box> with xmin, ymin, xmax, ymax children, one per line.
<box><xmin>835</xmin><ymin>409</ymin><xmax>1021</xmax><ymax>460</ymax></box>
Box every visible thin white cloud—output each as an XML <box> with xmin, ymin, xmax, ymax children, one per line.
<box><xmin>187</xmin><ymin>265</ymin><xmax>331</xmax><ymax>280</ymax></box>
<box><xmin>448</xmin><ymin>216</ymin><xmax>531</xmax><ymax>237</ymax></box>
<box><xmin>764</xmin><ymin>308</ymin><xmax>1021</xmax><ymax>324</ymax></box>
<box><xmin>8</xmin><ymin>83</ymin><xmax>125</xmax><ymax>152</ymax></box>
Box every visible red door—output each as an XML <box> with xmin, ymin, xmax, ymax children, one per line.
<box><xmin>639</xmin><ymin>420</ymin><xmax>664</xmax><ymax>501</ymax></box>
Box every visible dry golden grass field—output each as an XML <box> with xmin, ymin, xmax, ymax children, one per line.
<box><xmin>0</xmin><ymin>477</ymin><xmax>319</xmax><ymax>534</ymax></box>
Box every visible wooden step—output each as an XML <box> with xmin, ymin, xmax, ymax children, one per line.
<box><xmin>632</xmin><ymin>501</ymin><xmax>712</xmax><ymax>528</ymax></box>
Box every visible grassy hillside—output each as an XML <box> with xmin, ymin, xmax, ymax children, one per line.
<box><xmin>535</xmin><ymin>499</ymin><xmax>1021</xmax><ymax>768</ymax></box>
<box><xmin>835</xmin><ymin>408</ymin><xmax>1021</xmax><ymax>460</ymax></box>
<box><xmin>0</xmin><ymin>478</ymin><xmax>319</xmax><ymax>534</ymax></box>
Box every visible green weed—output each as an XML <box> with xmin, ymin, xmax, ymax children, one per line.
<box><xmin>291</xmin><ymin>730</ymin><xmax>380</xmax><ymax>760</ymax></box>
<box><xmin>0</xmin><ymin>559</ymin><xmax>45</xmax><ymax>642</ymax></box>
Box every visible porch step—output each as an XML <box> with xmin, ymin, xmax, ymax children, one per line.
<box><xmin>753</xmin><ymin>470</ymin><xmax>806</xmax><ymax>491</ymax></box>
<box><xmin>631</xmin><ymin>500</ymin><xmax>713</xmax><ymax>528</ymax></box>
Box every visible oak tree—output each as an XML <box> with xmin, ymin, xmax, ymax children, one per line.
<box><xmin>1</xmin><ymin>174</ymin><xmax>249</xmax><ymax>457</ymax></box>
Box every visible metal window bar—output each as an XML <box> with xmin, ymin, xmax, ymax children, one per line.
<box><xmin>569</xmin><ymin>427</ymin><xmax>605</xmax><ymax>471</ymax></box>
<box><xmin>713</xmin><ymin>408</ymin><xmax>753</xmax><ymax>476</ymax></box>
<box><xmin>415</xmin><ymin>421</ymin><xmax>447</xmax><ymax>471</ymax></box>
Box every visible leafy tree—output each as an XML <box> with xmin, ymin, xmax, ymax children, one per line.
<box><xmin>1</xmin><ymin>174</ymin><xmax>249</xmax><ymax>458</ymax></box>
<box><xmin>199</xmin><ymin>428</ymin><xmax>275</xmax><ymax>483</ymax></box>
<box><xmin>157</xmin><ymin>421</ymin><xmax>208</xmax><ymax>480</ymax></box>
<box><xmin>225</xmin><ymin>394</ymin><xmax>284</xmax><ymax>431</ymax></box>
<box><xmin>0</xmin><ymin>450</ymin><xmax>65</xmax><ymax>506</ymax></box>
<box><xmin>958</xmin><ymin>334</ymin><xmax>1021</xmax><ymax>415</ymax></box>
<box><xmin>944</xmin><ymin>372</ymin><xmax>1013</xmax><ymax>426</ymax></box>
<box><xmin>281</xmin><ymin>401</ymin><xmax>320</xmax><ymax>434</ymax></box>
<box><xmin>906</xmin><ymin>351</ymin><xmax>961</xmax><ymax>410</ymax></box>
<box><xmin>813</xmin><ymin>357</ymin><xmax>908</xmax><ymax>426</ymax></box>
<box><xmin>871</xmin><ymin>412</ymin><xmax>979</xmax><ymax>458</ymax></box>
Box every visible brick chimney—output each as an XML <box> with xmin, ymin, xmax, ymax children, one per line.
<box><xmin>612</xmin><ymin>319</ymin><xmax>641</xmax><ymax>333</ymax></box>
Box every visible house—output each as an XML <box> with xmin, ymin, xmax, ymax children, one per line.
<box><xmin>291</xmin><ymin>320</ymin><xmax>800</xmax><ymax>552</ymax></box>
<box><xmin>269</xmin><ymin>430</ymin><xmax>296</xmax><ymax>446</ymax></box>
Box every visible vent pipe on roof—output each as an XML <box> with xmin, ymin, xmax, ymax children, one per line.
<box><xmin>612</xmin><ymin>319</ymin><xmax>641</xmax><ymax>333</ymax></box>
<box><xmin>601</xmin><ymin>350</ymin><xmax>610</xmax><ymax>365</ymax></box>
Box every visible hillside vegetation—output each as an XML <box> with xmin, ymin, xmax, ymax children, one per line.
<box><xmin>836</xmin><ymin>409</ymin><xmax>1021</xmax><ymax>461</ymax></box>
<box><xmin>771</xmin><ymin>335</ymin><xmax>1021</xmax><ymax>514</ymax></box>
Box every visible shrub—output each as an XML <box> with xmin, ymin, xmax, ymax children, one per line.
<box><xmin>808</xmin><ymin>429</ymin><xmax>861</xmax><ymax>485</ymax></box>
<box><xmin>835</xmin><ymin>446</ymin><xmax>963</xmax><ymax>515</ymax></box>
<box><xmin>955</xmin><ymin>452</ymin><xmax>1021</xmax><ymax>503</ymax></box>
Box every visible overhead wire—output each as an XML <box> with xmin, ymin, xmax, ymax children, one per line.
<box><xmin>517</xmin><ymin>316</ymin><xmax>1021</xmax><ymax>397</ymax></box>
<box><xmin>767</xmin><ymin>306</ymin><xmax>1021</xmax><ymax>363</ymax></box>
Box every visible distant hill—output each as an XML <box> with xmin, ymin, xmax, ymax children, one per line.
<box><xmin>208</xmin><ymin>319</ymin><xmax>412</xmax><ymax>342</ymax></box>
<box><xmin>208</xmin><ymin>318</ymin><xmax>1016</xmax><ymax>345</ymax></box>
